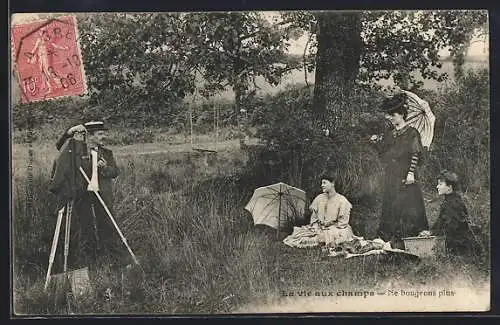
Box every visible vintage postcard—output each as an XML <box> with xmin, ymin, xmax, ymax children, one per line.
<box><xmin>10</xmin><ymin>10</ymin><xmax>490</xmax><ymax>316</ymax></box>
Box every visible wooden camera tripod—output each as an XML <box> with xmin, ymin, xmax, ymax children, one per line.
<box><xmin>44</xmin><ymin>139</ymin><xmax>140</xmax><ymax>292</ymax></box>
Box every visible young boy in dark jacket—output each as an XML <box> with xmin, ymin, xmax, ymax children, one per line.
<box><xmin>420</xmin><ymin>170</ymin><xmax>480</xmax><ymax>257</ymax></box>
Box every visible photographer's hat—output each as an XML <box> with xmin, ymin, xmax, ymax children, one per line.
<box><xmin>84</xmin><ymin>121</ymin><xmax>108</xmax><ymax>133</ymax></box>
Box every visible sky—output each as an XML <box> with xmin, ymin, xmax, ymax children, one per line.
<box><xmin>285</xmin><ymin>34</ymin><xmax>488</xmax><ymax>59</ymax></box>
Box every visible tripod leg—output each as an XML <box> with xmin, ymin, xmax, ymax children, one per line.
<box><xmin>44</xmin><ymin>206</ymin><xmax>65</xmax><ymax>291</ymax></box>
<box><xmin>63</xmin><ymin>201</ymin><xmax>74</xmax><ymax>315</ymax></box>
<box><xmin>95</xmin><ymin>191</ymin><xmax>140</xmax><ymax>265</ymax></box>
<box><xmin>79</xmin><ymin>167</ymin><xmax>140</xmax><ymax>266</ymax></box>
<box><xmin>91</xmin><ymin>203</ymin><xmax>100</xmax><ymax>248</ymax></box>
<box><xmin>63</xmin><ymin>201</ymin><xmax>73</xmax><ymax>273</ymax></box>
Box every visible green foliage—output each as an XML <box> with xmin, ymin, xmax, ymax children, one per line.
<box><xmin>77</xmin><ymin>13</ymin><xmax>193</xmax><ymax>124</ymax></box>
<box><xmin>191</xmin><ymin>12</ymin><xmax>293</xmax><ymax>94</ymax></box>
<box><xmin>274</xmin><ymin>11</ymin><xmax>488</xmax><ymax>130</ymax></box>
<box><xmin>360</xmin><ymin>10</ymin><xmax>487</xmax><ymax>88</ymax></box>
<box><xmin>72</xmin><ymin>12</ymin><xmax>295</xmax><ymax>125</ymax></box>
<box><xmin>12</xmin><ymin>11</ymin><xmax>487</xmax><ymax>130</ymax></box>
<box><xmin>280</xmin><ymin>10</ymin><xmax>487</xmax><ymax>90</ymax></box>
<box><xmin>420</xmin><ymin>68</ymin><xmax>489</xmax><ymax>192</ymax></box>
<box><xmin>11</xmin><ymin>97</ymin><xmax>89</xmax><ymax>131</ymax></box>
<box><xmin>432</xmin><ymin>10</ymin><xmax>488</xmax><ymax>79</ymax></box>
<box><xmin>244</xmin><ymin>85</ymin><xmax>384</xmax><ymax>210</ymax></box>
<box><xmin>279</xmin><ymin>11</ymin><xmax>318</xmax><ymax>76</ymax></box>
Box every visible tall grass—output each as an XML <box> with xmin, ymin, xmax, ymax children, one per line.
<box><xmin>12</xmin><ymin>139</ymin><xmax>490</xmax><ymax>315</ymax></box>
<box><xmin>12</xmin><ymin>144</ymin><xmax>277</xmax><ymax>314</ymax></box>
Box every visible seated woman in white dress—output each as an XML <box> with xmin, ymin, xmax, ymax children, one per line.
<box><xmin>283</xmin><ymin>174</ymin><xmax>355</xmax><ymax>248</ymax></box>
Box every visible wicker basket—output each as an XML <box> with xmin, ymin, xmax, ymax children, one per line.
<box><xmin>403</xmin><ymin>236</ymin><xmax>446</xmax><ymax>258</ymax></box>
<box><xmin>49</xmin><ymin>267</ymin><xmax>93</xmax><ymax>298</ymax></box>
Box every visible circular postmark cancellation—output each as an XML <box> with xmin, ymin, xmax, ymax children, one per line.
<box><xmin>11</xmin><ymin>15</ymin><xmax>88</xmax><ymax>103</ymax></box>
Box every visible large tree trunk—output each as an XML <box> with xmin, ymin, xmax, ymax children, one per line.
<box><xmin>312</xmin><ymin>12</ymin><xmax>363</xmax><ymax>130</ymax></box>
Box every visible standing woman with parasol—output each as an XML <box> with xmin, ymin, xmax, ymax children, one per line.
<box><xmin>370</xmin><ymin>88</ymin><xmax>435</xmax><ymax>250</ymax></box>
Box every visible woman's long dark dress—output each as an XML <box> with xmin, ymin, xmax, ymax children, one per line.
<box><xmin>375</xmin><ymin>125</ymin><xmax>429</xmax><ymax>249</ymax></box>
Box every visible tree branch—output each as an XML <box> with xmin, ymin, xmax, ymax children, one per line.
<box><xmin>238</xmin><ymin>31</ymin><xmax>261</xmax><ymax>43</ymax></box>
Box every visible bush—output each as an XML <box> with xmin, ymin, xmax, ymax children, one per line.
<box><xmin>419</xmin><ymin>68</ymin><xmax>489</xmax><ymax>193</ymax></box>
<box><xmin>12</xmin><ymin>98</ymin><xmax>83</xmax><ymax>131</ymax></box>
<box><xmin>244</xmin><ymin>85</ymin><xmax>385</xmax><ymax>206</ymax></box>
<box><xmin>11</xmin><ymin>94</ymin><xmax>186</xmax><ymax>134</ymax></box>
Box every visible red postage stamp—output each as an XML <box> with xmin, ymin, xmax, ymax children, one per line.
<box><xmin>11</xmin><ymin>15</ymin><xmax>87</xmax><ymax>103</ymax></box>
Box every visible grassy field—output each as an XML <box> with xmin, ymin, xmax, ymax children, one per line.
<box><xmin>11</xmin><ymin>125</ymin><xmax>490</xmax><ymax>315</ymax></box>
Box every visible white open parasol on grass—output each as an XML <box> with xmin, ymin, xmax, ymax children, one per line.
<box><xmin>245</xmin><ymin>182</ymin><xmax>307</xmax><ymax>239</ymax></box>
